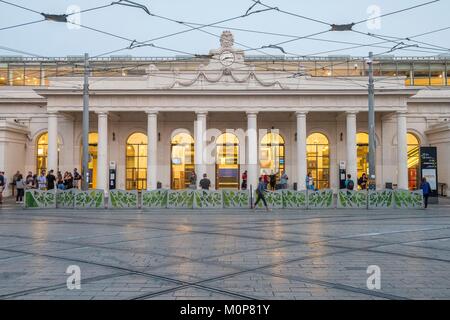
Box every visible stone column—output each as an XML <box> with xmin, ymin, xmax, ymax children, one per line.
<box><xmin>247</xmin><ymin>112</ymin><xmax>258</xmax><ymax>190</ymax></box>
<box><xmin>146</xmin><ymin>111</ymin><xmax>158</xmax><ymax>190</ymax></box>
<box><xmin>96</xmin><ymin>112</ymin><xmax>108</xmax><ymax>192</ymax></box>
<box><xmin>346</xmin><ymin>111</ymin><xmax>358</xmax><ymax>183</ymax></box>
<box><xmin>194</xmin><ymin>112</ymin><xmax>207</xmax><ymax>187</ymax></box>
<box><xmin>47</xmin><ymin>112</ymin><xmax>58</xmax><ymax>173</ymax></box>
<box><xmin>296</xmin><ymin>111</ymin><xmax>307</xmax><ymax>190</ymax></box>
<box><xmin>397</xmin><ymin>111</ymin><xmax>408</xmax><ymax>189</ymax></box>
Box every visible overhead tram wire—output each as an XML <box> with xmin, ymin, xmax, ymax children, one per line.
<box><xmin>0</xmin><ymin>19</ymin><xmax>46</xmax><ymax>32</ymax></box>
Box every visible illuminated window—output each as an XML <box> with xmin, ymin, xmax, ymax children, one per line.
<box><xmin>126</xmin><ymin>133</ymin><xmax>148</xmax><ymax>190</ymax></box>
<box><xmin>407</xmin><ymin>133</ymin><xmax>420</xmax><ymax>191</ymax></box>
<box><xmin>36</xmin><ymin>132</ymin><xmax>61</xmax><ymax>173</ymax></box>
<box><xmin>171</xmin><ymin>133</ymin><xmax>194</xmax><ymax>190</ymax></box>
<box><xmin>307</xmin><ymin>133</ymin><xmax>330</xmax><ymax>190</ymax></box>
<box><xmin>216</xmin><ymin>133</ymin><xmax>239</xmax><ymax>189</ymax></box>
<box><xmin>356</xmin><ymin>132</ymin><xmax>369</xmax><ymax>186</ymax></box>
<box><xmin>80</xmin><ymin>133</ymin><xmax>98</xmax><ymax>189</ymax></box>
<box><xmin>260</xmin><ymin>132</ymin><xmax>285</xmax><ymax>180</ymax></box>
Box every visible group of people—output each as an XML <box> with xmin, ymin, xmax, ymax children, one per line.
<box><xmin>3</xmin><ymin>169</ymin><xmax>82</xmax><ymax>204</ymax></box>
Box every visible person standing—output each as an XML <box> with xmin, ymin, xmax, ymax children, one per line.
<box><xmin>57</xmin><ymin>172</ymin><xmax>65</xmax><ymax>190</ymax></box>
<box><xmin>15</xmin><ymin>174</ymin><xmax>25</xmax><ymax>203</ymax></box>
<box><xmin>305</xmin><ymin>172</ymin><xmax>314</xmax><ymax>191</ymax></box>
<box><xmin>73</xmin><ymin>168</ymin><xmax>81</xmax><ymax>189</ymax></box>
<box><xmin>269</xmin><ymin>171</ymin><xmax>277</xmax><ymax>191</ymax></box>
<box><xmin>64</xmin><ymin>172</ymin><xmax>74</xmax><ymax>189</ymax></box>
<box><xmin>199</xmin><ymin>173</ymin><xmax>211</xmax><ymax>190</ymax></box>
<box><xmin>11</xmin><ymin>170</ymin><xmax>20</xmax><ymax>197</ymax></box>
<box><xmin>189</xmin><ymin>171</ymin><xmax>197</xmax><ymax>189</ymax></box>
<box><xmin>280</xmin><ymin>171</ymin><xmax>289</xmax><ymax>189</ymax></box>
<box><xmin>263</xmin><ymin>172</ymin><xmax>269</xmax><ymax>189</ymax></box>
<box><xmin>37</xmin><ymin>170</ymin><xmax>47</xmax><ymax>190</ymax></box>
<box><xmin>345</xmin><ymin>174</ymin><xmax>355</xmax><ymax>190</ymax></box>
<box><xmin>358</xmin><ymin>173</ymin><xmax>368</xmax><ymax>190</ymax></box>
<box><xmin>46</xmin><ymin>170</ymin><xmax>56</xmax><ymax>190</ymax></box>
<box><xmin>241</xmin><ymin>170</ymin><xmax>247</xmax><ymax>190</ymax></box>
<box><xmin>420</xmin><ymin>177</ymin><xmax>432</xmax><ymax>209</ymax></box>
<box><xmin>0</xmin><ymin>171</ymin><xmax>5</xmax><ymax>204</ymax></box>
<box><xmin>253</xmin><ymin>177</ymin><xmax>271</xmax><ymax>211</ymax></box>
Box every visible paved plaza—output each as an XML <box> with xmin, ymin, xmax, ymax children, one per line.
<box><xmin>0</xmin><ymin>198</ymin><xmax>450</xmax><ymax>300</ymax></box>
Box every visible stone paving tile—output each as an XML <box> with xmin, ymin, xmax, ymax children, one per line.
<box><xmin>265</xmin><ymin>250</ymin><xmax>450</xmax><ymax>299</ymax></box>
<box><xmin>51</xmin><ymin>246</ymin><xmax>187</xmax><ymax>270</ymax></box>
<box><xmin>0</xmin><ymin>255</ymin><xmax>120</xmax><ymax>298</ymax></box>
<box><xmin>12</xmin><ymin>274</ymin><xmax>178</xmax><ymax>300</ymax></box>
<box><xmin>143</xmin><ymin>287</ymin><xmax>237</xmax><ymax>300</ymax></box>
<box><xmin>205</xmin><ymin>272</ymin><xmax>382</xmax><ymax>300</ymax></box>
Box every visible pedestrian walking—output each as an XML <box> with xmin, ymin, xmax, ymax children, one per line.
<box><xmin>253</xmin><ymin>177</ymin><xmax>271</xmax><ymax>211</ymax></box>
<box><xmin>11</xmin><ymin>170</ymin><xmax>20</xmax><ymax>197</ymax></box>
<box><xmin>420</xmin><ymin>177</ymin><xmax>432</xmax><ymax>209</ymax></box>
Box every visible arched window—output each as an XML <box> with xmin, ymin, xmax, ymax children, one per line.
<box><xmin>171</xmin><ymin>133</ymin><xmax>195</xmax><ymax>189</ymax></box>
<box><xmin>407</xmin><ymin>133</ymin><xmax>420</xmax><ymax>190</ymax></box>
<box><xmin>307</xmin><ymin>133</ymin><xmax>330</xmax><ymax>190</ymax></box>
<box><xmin>80</xmin><ymin>133</ymin><xmax>98</xmax><ymax>189</ymax></box>
<box><xmin>36</xmin><ymin>132</ymin><xmax>61</xmax><ymax>174</ymax></box>
<box><xmin>126</xmin><ymin>133</ymin><xmax>147</xmax><ymax>190</ymax></box>
<box><xmin>260</xmin><ymin>132</ymin><xmax>285</xmax><ymax>179</ymax></box>
<box><xmin>356</xmin><ymin>132</ymin><xmax>369</xmax><ymax>185</ymax></box>
<box><xmin>216</xmin><ymin>133</ymin><xmax>240</xmax><ymax>189</ymax></box>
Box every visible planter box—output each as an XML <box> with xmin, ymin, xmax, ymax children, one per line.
<box><xmin>307</xmin><ymin>189</ymin><xmax>333</xmax><ymax>209</ymax></box>
<box><xmin>368</xmin><ymin>189</ymin><xmax>394</xmax><ymax>209</ymax></box>
<box><xmin>194</xmin><ymin>190</ymin><xmax>223</xmax><ymax>209</ymax></box>
<box><xmin>337</xmin><ymin>190</ymin><xmax>368</xmax><ymax>209</ymax></box>
<box><xmin>167</xmin><ymin>189</ymin><xmax>194</xmax><ymax>209</ymax></box>
<box><xmin>282</xmin><ymin>190</ymin><xmax>307</xmax><ymax>209</ymax></box>
<box><xmin>223</xmin><ymin>190</ymin><xmax>251</xmax><ymax>208</ymax></box>
<box><xmin>141</xmin><ymin>189</ymin><xmax>168</xmax><ymax>209</ymax></box>
<box><xmin>24</xmin><ymin>189</ymin><xmax>56</xmax><ymax>209</ymax></box>
<box><xmin>254</xmin><ymin>190</ymin><xmax>283</xmax><ymax>209</ymax></box>
<box><xmin>56</xmin><ymin>189</ymin><xmax>75</xmax><ymax>208</ymax></box>
<box><xmin>393</xmin><ymin>189</ymin><xmax>424</xmax><ymax>209</ymax></box>
<box><xmin>108</xmin><ymin>190</ymin><xmax>138</xmax><ymax>209</ymax></box>
<box><xmin>74</xmin><ymin>189</ymin><xmax>105</xmax><ymax>209</ymax></box>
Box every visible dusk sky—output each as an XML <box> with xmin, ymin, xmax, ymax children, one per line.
<box><xmin>1</xmin><ymin>0</ymin><xmax>449</xmax><ymax>58</ymax></box>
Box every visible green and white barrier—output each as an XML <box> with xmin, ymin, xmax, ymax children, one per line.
<box><xmin>223</xmin><ymin>190</ymin><xmax>251</xmax><ymax>208</ymax></box>
<box><xmin>167</xmin><ymin>189</ymin><xmax>194</xmax><ymax>209</ymax></box>
<box><xmin>194</xmin><ymin>190</ymin><xmax>223</xmax><ymax>209</ymax></box>
<box><xmin>141</xmin><ymin>189</ymin><xmax>168</xmax><ymax>209</ymax></box>
<box><xmin>108</xmin><ymin>190</ymin><xmax>138</xmax><ymax>209</ymax></box>
<box><xmin>24</xmin><ymin>189</ymin><xmax>56</xmax><ymax>209</ymax></box>
<box><xmin>307</xmin><ymin>189</ymin><xmax>334</xmax><ymax>209</ymax></box>
<box><xmin>282</xmin><ymin>190</ymin><xmax>307</xmax><ymax>209</ymax></box>
<box><xmin>74</xmin><ymin>189</ymin><xmax>105</xmax><ymax>209</ymax></box>
<box><xmin>393</xmin><ymin>189</ymin><xmax>424</xmax><ymax>209</ymax></box>
<box><xmin>337</xmin><ymin>190</ymin><xmax>368</xmax><ymax>209</ymax></box>
<box><xmin>254</xmin><ymin>190</ymin><xmax>283</xmax><ymax>209</ymax></box>
<box><xmin>56</xmin><ymin>189</ymin><xmax>75</xmax><ymax>208</ymax></box>
<box><xmin>368</xmin><ymin>189</ymin><xmax>393</xmax><ymax>209</ymax></box>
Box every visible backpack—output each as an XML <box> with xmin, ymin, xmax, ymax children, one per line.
<box><xmin>347</xmin><ymin>180</ymin><xmax>354</xmax><ymax>190</ymax></box>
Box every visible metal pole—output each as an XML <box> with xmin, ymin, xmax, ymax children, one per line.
<box><xmin>81</xmin><ymin>53</ymin><xmax>90</xmax><ymax>191</ymax></box>
<box><xmin>368</xmin><ymin>52</ymin><xmax>376</xmax><ymax>190</ymax></box>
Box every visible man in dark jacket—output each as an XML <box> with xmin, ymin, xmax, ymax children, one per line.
<box><xmin>199</xmin><ymin>174</ymin><xmax>211</xmax><ymax>190</ymax></box>
<box><xmin>46</xmin><ymin>170</ymin><xmax>56</xmax><ymax>190</ymax></box>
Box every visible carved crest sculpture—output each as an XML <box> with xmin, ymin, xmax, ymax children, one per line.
<box><xmin>220</xmin><ymin>31</ymin><xmax>234</xmax><ymax>48</ymax></box>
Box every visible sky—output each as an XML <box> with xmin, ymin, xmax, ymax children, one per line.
<box><xmin>0</xmin><ymin>0</ymin><xmax>449</xmax><ymax>58</ymax></box>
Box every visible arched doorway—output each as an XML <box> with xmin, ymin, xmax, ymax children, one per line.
<box><xmin>36</xmin><ymin>132</ymin><xmax>61</xmax><ymax>173</ymax></box>
<box><xmin>307</xmin><ymin>133</ymin><xmax>330</xmax><ymax>190</ymax></box>
<box><xmin>126</xmin><ymin>132</ymin><xmax>147</xmax><ymax>190</ymax></box>
<box><xmin>407</xmin><ymin>133</ymin><xmax>420</xmax><ymax>190</ymax></box>
<box><xmin>260</xmin><ymin>132</ymin><xmax>285</xmax><ymax>180</ymax></box>
<box><xmin>356</xmin><ymin>132</ymin><xmax>369</xmax><ymax>186</ymax></box>
<box><xmin>216</xmin><ymin>133</ymin><xmax>239</xmax><ymax>189</ymax></box>
<box><xmin>171</xmin><ymin>133</ymin><xmax>195</xmax><ymax>189</ymax></box>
